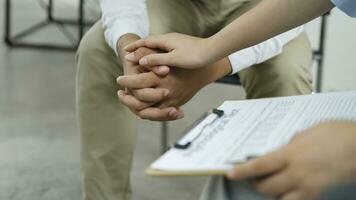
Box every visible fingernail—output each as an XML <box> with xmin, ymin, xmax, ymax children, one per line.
<box><xmin>168</xmin><ymin>108</ymin><xmax>177</xmax><ymax>117</ymax></box>
<box><xmin>163</xmin><ymin>89</ymin><xmax>170</xmax><ymax>97</ymax></box>
<box><xmin>118</xmin><ymin>90</ymin><xmax>125</xmax><ymax>96</ymax></box>
<box><xmin>177</xmin><ymin>112</ymin><xmax>184</xmax><ymax>119</ymax></box>
<box><xmin>116</xmin><ymin>76</ymin><xmax>122</xmax><ymax>83</ymax></box>
<box><xmin>139</xmin><ymin>58</ymin><xmax>148</xmax><ymax>65</ymax></box>
<box><xmin>125</xmin><ymin>53</ymin><xmax>135</xmax><ymax>61</ymax></box>
<box><xmin>159</xmin><ymin>66</ymin><xmax>169</xmax><ymax>73</ymax></box>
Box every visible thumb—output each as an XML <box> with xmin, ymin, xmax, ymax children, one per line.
<box><xmin>139</xmin><ymin>53</ymin><xmax>175</xmax><ymax>68</ymax></box>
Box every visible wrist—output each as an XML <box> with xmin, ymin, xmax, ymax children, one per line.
<box><xmin>211</xmin><ymin>58</ymin><xmax>233</xmax><ymax>81</ymax></box>
<box><xmin>198</xmin><ymin>57</ymin><xmax>232</xmax><ymax>86</ymax></box>
<box><xmin>206</xmin><ymin>36</ymin><xmax>225</xmax><ymax>64</ymax></box>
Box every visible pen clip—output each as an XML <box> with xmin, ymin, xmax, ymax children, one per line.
<box><xmin>174</xmin><ymin>109</ymin><xmax>225</xmax><ymax>150</ymax></box>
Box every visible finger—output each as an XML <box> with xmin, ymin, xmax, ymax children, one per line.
<box><xmin>255</xmin><ymin>171</ymin><xmax>295</xmax><ymax>197</ymax></box>
<box><xmin>117</xmin><ymin>72</ymin><xmax>159</xmax><ymax>89</ymax></box>
<box><xmin>151</xmin><ymin>66</ymin><xmax>170</xmax><ymax>76</ymax></box>
<box><xmin>139</xmin><ymin>53</ymin><xmax>173</xmax><ymax>68</ymax></box>
<box><xmin>227</xmin><ymin>149</ymin><xmax>288</xmax><ymax>180</ymax></box>
<box><xmin>124</xmin><ymin>47</ymin><xmax>159</xmax><ymax>63</ymax></box>
<box><xmin>131</xmin><ymin>88</ymin><xmax>169</xmax><ymax>102</ymax></box>
<box><xmin>124</xmin><ymin>39</ymin><xmax>146</xmax><ymax>52</ymax></box>
<box><xmin>281</xmin><ymin>191</ymin><xmax>304</xmax><ymax>200</ymax></box>
<box><xmin>137</xmin><ymin>107</ymin><xmax>184</xmax><ymax>121</ymax></box>
<box><xmin>124</xmin><ymin>36</ymin><xmax>169</xmax><ymax>52</ymax></box>
<box><xmin>118</xmin><ymin>90</ymin><xmax>152</xmax><ymax>111</ymax></box>
<box><xmin>290</xmin><ymin>131</ymin><xmax>307</xmax><ymax>143</ymax></box>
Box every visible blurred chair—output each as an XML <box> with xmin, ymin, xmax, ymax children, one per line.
<box><xmin>3</xmin><ymin>0</ymin><xmax>94</xmax><ymax>50</ymax></box>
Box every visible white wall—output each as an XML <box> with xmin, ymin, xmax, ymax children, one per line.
<box><xmin>306</xmin><ymin>9</ymin><xmax>356</xmax><ymax>92</ymax></box>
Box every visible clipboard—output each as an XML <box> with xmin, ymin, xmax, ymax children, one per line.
<box><xmin>145</xmin><ymin>91</ymin><xmax>356</xmax><ymax>177</ymax></box>
<box><xmin>145</xmin><ymin>168</ymin><xmax>228</xmax><ymax>176</ymax></box>
<box><xmin>145</xmin><ymin>108</ymin><xmax>238</xmax><ymax>176</ymax></box>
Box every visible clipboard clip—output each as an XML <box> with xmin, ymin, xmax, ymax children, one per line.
<box><xmin>174</xmin><ymin>108</ymin><xmax>225</xmax><ymax>150</ymax></box>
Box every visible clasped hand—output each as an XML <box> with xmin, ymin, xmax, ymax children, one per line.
<box><xmin>117</xmin><ymin>44</ymin><xmax>211</xmax><ymax>121</ymax></box>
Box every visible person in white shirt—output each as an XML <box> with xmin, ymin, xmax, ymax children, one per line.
<box><xmin>76</xmin><ymin>0</ymin><xmax>313</xmax><ymax>199</ymax></box>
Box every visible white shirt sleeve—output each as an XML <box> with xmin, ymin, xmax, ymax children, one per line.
<box><xmin>228</xmin><ymin>26</ymin><xmax>305</xmax><ymax>74</ymax></box>
<box><xmin>101</xmin><ymin>0</ymin><xmax>149</xmax><ymax>55</ymax></box>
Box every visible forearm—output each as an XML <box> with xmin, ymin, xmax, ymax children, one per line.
<box><xmin>209</xmin><ymin>0</ymin><xmax>335</xmax><ymax>61</ymax></box>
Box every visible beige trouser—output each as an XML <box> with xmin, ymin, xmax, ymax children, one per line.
<box><xmin>76</xmin><ymin>0</ymin><xmax>313</xmax><ymax>199</ymax></box>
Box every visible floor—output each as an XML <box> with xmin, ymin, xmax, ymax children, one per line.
<box><xmin>0</xmin><ymin>2</ymin><xmax>244</xmax><ymax>200</ymax></box>
<box><xmin>0</xmin><ymin>1</ymin><xmax>355</xmax><ymax>200</ymax></box>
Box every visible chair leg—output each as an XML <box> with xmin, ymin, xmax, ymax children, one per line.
<box><xmin>4</xmin><ymin>0</ymin><xmax>11</xmax><ymax>45</ymax></box>
<box><xmin>47</xmin><ymin>0</ymin><xmax>53</xmax><ymax>21</ymax></box>
<box><xmin>160</xmin><ymin>122</ymin><xmax>169</xmax><ymax>154</ymax></box>
<box><xmin>78</xmin><ymin>0</ymin><xmax>85</xmax><ymax>43</ymax></box>
<box><xmin>316</xmin><ymin>14</ymin><xmax>329</xmax><ymax>93</ymax></box>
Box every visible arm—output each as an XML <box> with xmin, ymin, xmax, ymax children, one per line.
<box><xmin>228</xmin><ymin>26</ymin><xmax>304</xmax><ymax>74</ymax></box>
<box><xmin>102</xmin><ymin>0</ymin><xmax>182</xmax><ymax>120</ymax></box>
<box><xmin>209</xmin><ymin>0</ymin><xmax>335</xmax><ymax>62</ymax></box>
<box><xmin>124</xmin><ymin>26</ymin><xmax>304</xmax><ymax>74</ymax></box>
<box><xmin>123</xmin><ymin>0</ymin><xmax>334</xmax><ymax>70</ymax></box>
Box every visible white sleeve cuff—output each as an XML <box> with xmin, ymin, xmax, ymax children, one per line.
<box><xmin>103</xmin><ymin>19</ymin><xmax>149</xmax><ymax>55</ymax></box>
<box><xmin>228</xmin><ymin>26</ymin><xmax>305</xmax><ymax>75</ymax></box>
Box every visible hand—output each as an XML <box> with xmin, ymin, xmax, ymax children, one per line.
<box><xmin>124</xmin><ymin>33</ymin><xmax>215</xmax><ymax>70</ymax></box>
<box><xmin>227</xmin><ymin>122</ymin><xmax>356</xmax><ymax>200</ymax></box>
<box><xmin>117</xmin><ymin>57</ymin><xmax>232</xmax><ymax>121</ymax></box>
<box><xmin>117</xmin><ymin>34</ymin><xmax>181</xmax><ymax>120</ymax></box>
<box><xmin>117</xmin><ymin>34</ymin><xmax>170</xmax><ymax>76</ymax></box>
<box><xmin>116</xmin><ymin>71</ymin><xmax>185</xmax><ymax>121</ymax></box>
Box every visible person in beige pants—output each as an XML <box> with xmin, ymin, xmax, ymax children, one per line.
<box><xmin>76</xmin><ymin>0</ymin><xmax>313</xmax><ymax>199</ymax></box>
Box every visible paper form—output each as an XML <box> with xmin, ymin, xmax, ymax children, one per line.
<box><xmin>149</xmin><ymin>91</ymin><xmax>356</xmax><ymax>174</ymax></box>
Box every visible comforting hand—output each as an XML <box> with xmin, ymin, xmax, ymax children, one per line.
<box><xmin>124</xmin><ymin>33</ymin><xmax>214</xmax><ymax>70</ymax></box>
<box><xmin>227</xmin><ymin>122</ymin><xmax>356</xmax><ymax>200</ymax></box>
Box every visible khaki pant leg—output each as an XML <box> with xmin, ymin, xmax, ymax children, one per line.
<box><xmin>146</xmin><ymin>0</ymin><xmax>204</xmax><ymax>35</ymax></box>
<box><xmin>218</xmin><ymin>0</ymin><xmax>313</xmax><ymax>98</ymax></box>
<box><xmin>239</xmin><ymin>32</ymin><xmax>314</xmax><ymax>98</ymax></box>
<box><xmin>76</xmin><ymin>22</ymin><xmax>137</xmax><ymax>200</ymax></box>
<box><xmin>76</xmin><ymin>1</ymin><xmax>205</xmax><ymax>200</ymax></box>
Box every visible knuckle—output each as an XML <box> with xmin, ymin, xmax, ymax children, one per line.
<box><xmin>136</xmin><ymin>78</ymin><xmax>145</xmax><ymax>87</ymax></box>
<box><xmin>133</xmin><ymin>90</ymin><xmax>144</xmax><ymax>100</ymax></box>
<box><xmin>138</xmin><ymin>113</ymin><xmax>147</xmax><ymax>120</ymax></box>
<box><xmin>134</xmin><ymin>48</ymin><xmax>144</xmax><ymax>58</ymax></box>
<box><xmin>250</xmin><ymin>161</ymin><xmax>265</xmax><ymax>172</ymax></box>
<box><xmin>135</xmin><ymin>102</ymin><xmax>146</xmax><ymax>110</ymax></box>
<box><xmin>136</xmin><ymin>47</ymin><xmax>152</xmax><ymax>58</ymax></box>
<box><xmin>148</xmin><ymin>72</ymin><xmax>159</xmax><ymax>85</ymax></box>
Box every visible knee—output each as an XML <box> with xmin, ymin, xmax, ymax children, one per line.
<box><xmin>274</xmin><ymin>62</ymin><xmax>313</xmax><ymax>92</ymax></box>
<box><xmin>76</xmin><ymin>22</ymin><xmax>113</xmax><ymax>63</ymax></box>
<box><xmin>241</xmin><ymin>62</ymin><xmax>313</xmax><ymax>98</ymax></box>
